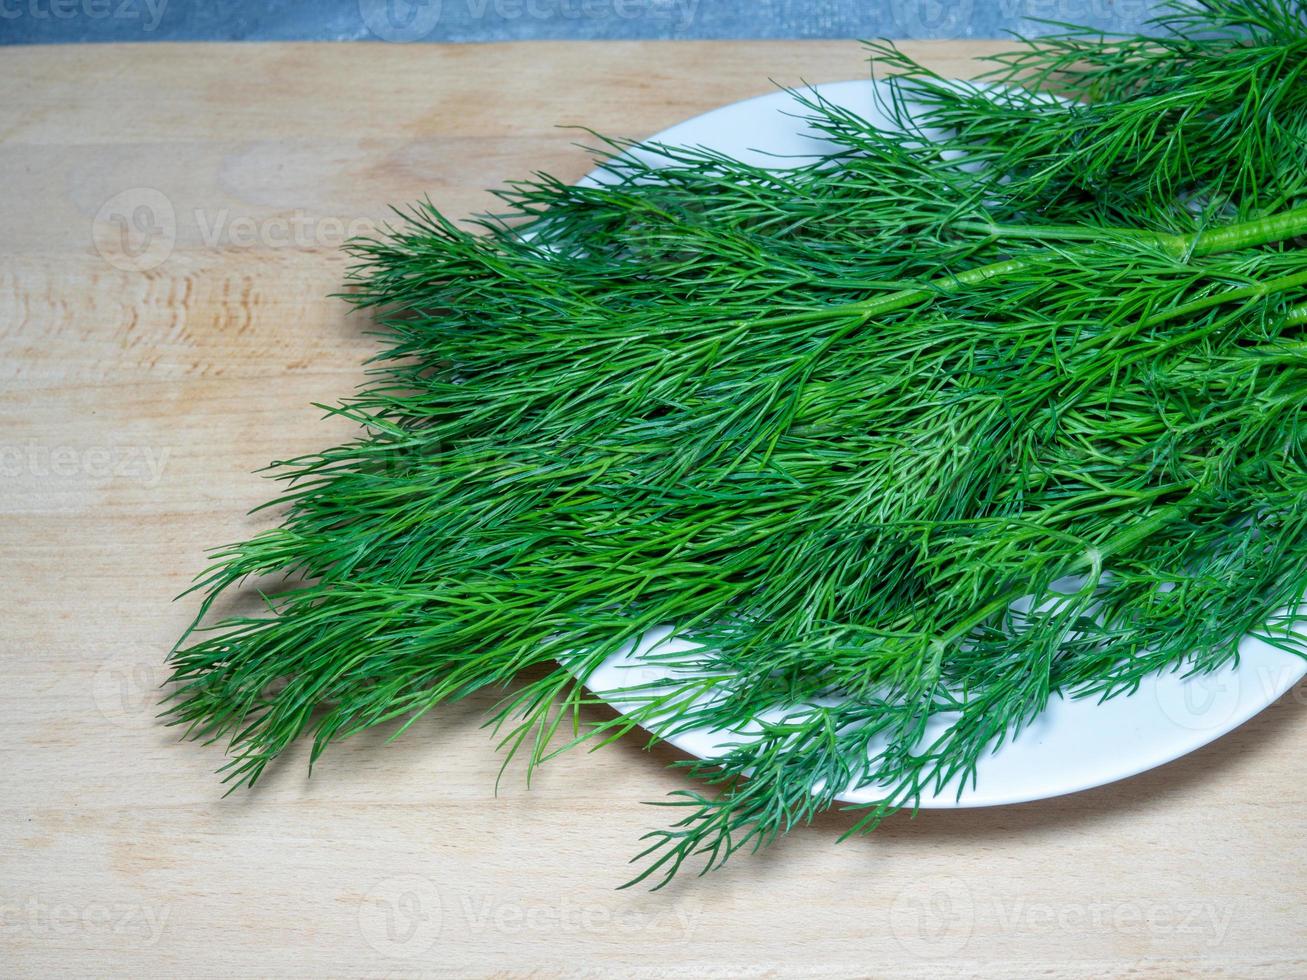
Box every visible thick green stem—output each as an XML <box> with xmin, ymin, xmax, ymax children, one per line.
<box><xmin>973</xmin><ymin>206</ymin><xmax>1307</xmax><ymax>258</ymax></box>
<box><xmin>762</xmin><ymin>205</ymin><xmax>1307</xmax><ymax>328</ymax></box>
<box><xmin>955</xmin><ymin>221</ymin><xmax>1158</xmax><ymax>244</ymax></box>
<box><xmin>1145</xmin><ymin>268</ymin><xmax>1307</xmax><ymax>327</ymax></box>
<box><xmin>1182</xmin><ymin>207</ymin><xmax>1307</xmax><ymax>257</ymax></box>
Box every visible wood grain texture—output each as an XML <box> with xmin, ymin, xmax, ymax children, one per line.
<box><xmin>1</xmin><ymin>40</ymin><xmax>1304</xmax><ymax>979</ymax></box>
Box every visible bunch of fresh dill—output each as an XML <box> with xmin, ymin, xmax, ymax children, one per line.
<box><xmin>168</xmin><ymin>0</ymin><xmax>1307</xmax><ymax>887</ymax></box>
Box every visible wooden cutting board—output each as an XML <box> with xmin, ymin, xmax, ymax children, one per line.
<box><xmin>2</xmin><ymin>40</ymin><xmax>1304</xmax><ymax>978</ymax></box>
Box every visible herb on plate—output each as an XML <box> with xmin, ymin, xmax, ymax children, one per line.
<box><xmin>168</xmin><ymin>0</ymin><xmax>1307</xmax><ymax>887</ymax></box>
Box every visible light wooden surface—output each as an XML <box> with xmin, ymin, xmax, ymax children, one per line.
<box><xmin>2</xmin><ymin>40</ymin><xmax>1305</xmax><ymax>979</ymax></box>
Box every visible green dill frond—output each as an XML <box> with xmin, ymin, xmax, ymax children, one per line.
<box><xmin>167</xmin><ymin>0</ymin><xmax>1307</xmax><ymax>887</ymax></box>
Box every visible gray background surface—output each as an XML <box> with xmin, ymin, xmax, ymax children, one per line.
<box><xmin>2</xmin><ymin>0</ymin><xmax>1163</xmax><ymax>44</ymax></box>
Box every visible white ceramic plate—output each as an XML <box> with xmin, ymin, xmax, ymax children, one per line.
<box><xmin>577</xmin><ymin>80</ymin><xmax>1307</xmax><ymax>808</ymax></box>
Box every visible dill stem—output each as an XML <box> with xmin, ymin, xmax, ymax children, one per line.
<box><xmin>953</xmin><ymin>221</ymin><xmax>1157</xmax><ymax>243</ymax></box>
<box><xmin>937</xmin><ymin>500</ymin><xmax>1194</xmax><ymax>647</ymax></box>
<box><xmin>1180</xmin><ymin>206</ymin><xmax>1307</xmax><ymax>257</ymax></box>
<box><xmin>1144</xmin><ymin>268</ymin><xmax>1307</xmax><ymax>326</ymax></box>
<box><xmin>972</xmin><ymin>205</ymin><xmax>1307</xmax><ymax>257</ymax></box>
<box><xmin>762</xmin><ymin>204</ymin><xmax>1307</xmax><ymax>328</ymax></box>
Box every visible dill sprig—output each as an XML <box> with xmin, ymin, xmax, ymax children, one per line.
<box><xmin>167</xmin><ymin>0</ymin><xmax>1307</xmax><ymax>888</ymax></box>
